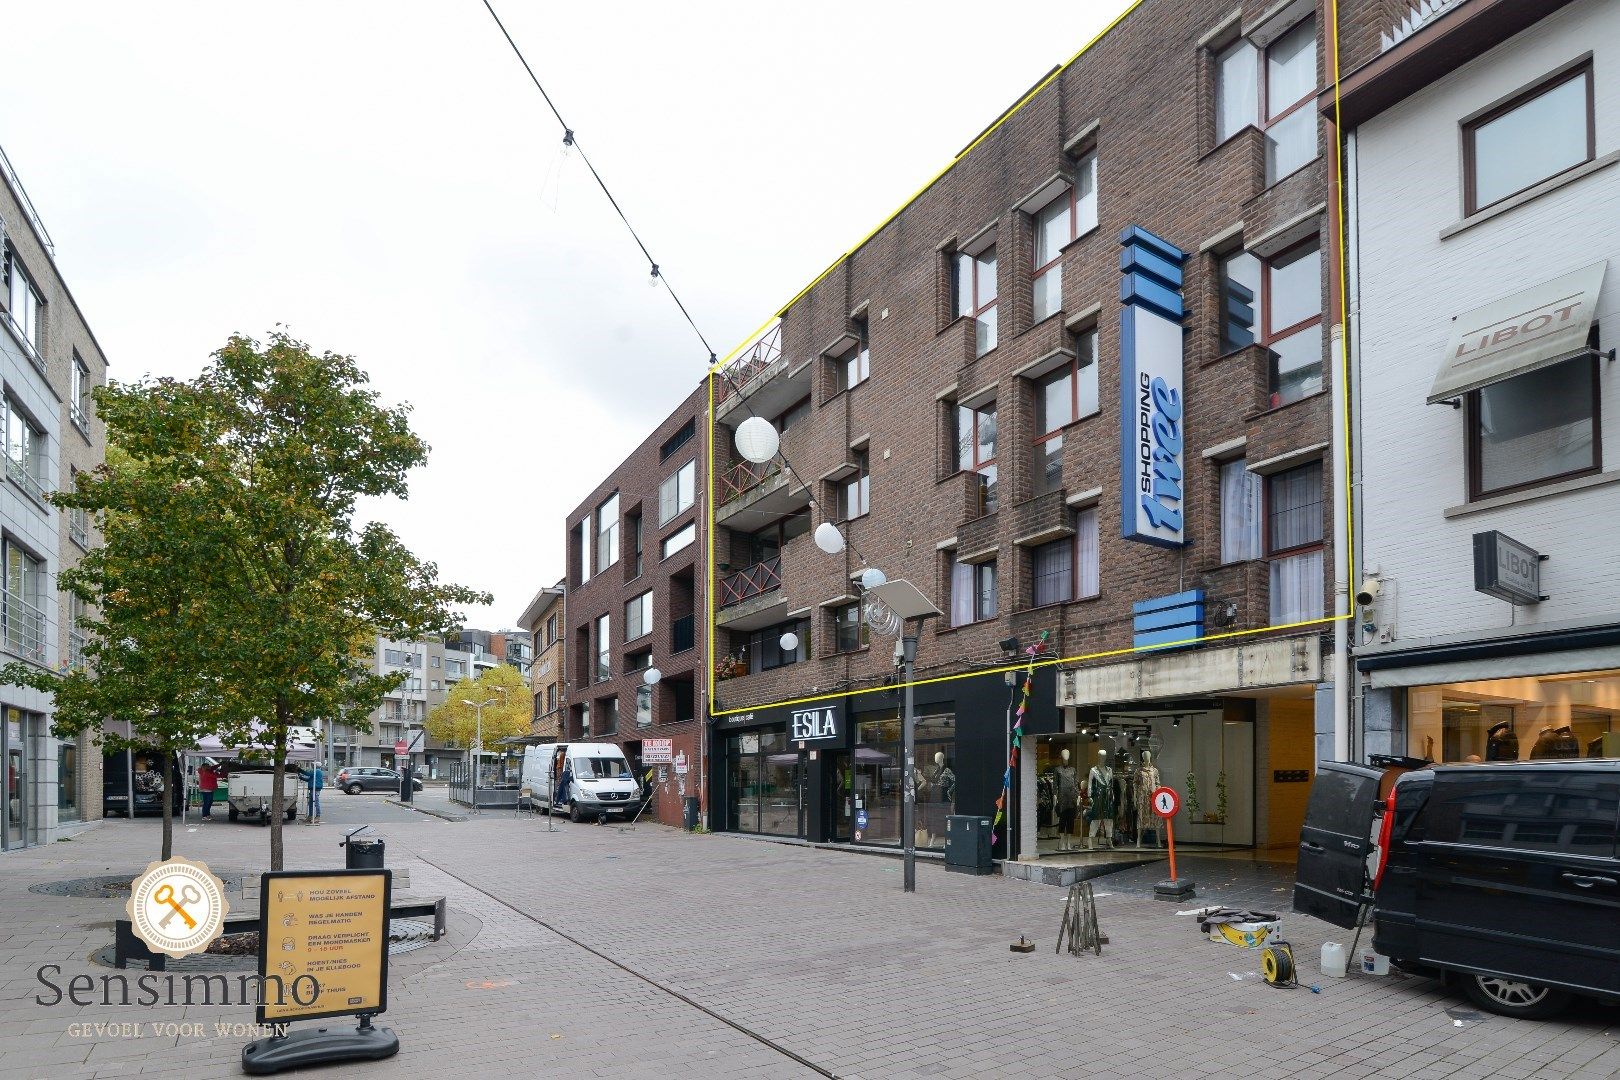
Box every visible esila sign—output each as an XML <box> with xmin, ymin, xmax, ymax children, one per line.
<box><xmin>1118</xmin><ymin>226</ymin><xmax>1190</xmax><ymax>549</ymax></box>
<box><xmin>790</xmin><ymin>703</ymin><xmax>841</xmax><ymax>744</ymax></box>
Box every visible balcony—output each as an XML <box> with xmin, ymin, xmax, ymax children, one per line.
<box><xmin>670</xmin><ymin>613</ymin><xmax>696</xmax><ymax>654</ymax></box>
<box><xmin>714</xmin><ymin>323</ymin><xmax>812</xmax><ymax>423</ymax></box>
<box><xmin>715</xmin><ymin>557</ymin><xmax>789</xmax><ymax>631</ymax></box>
<box><xmin>715</xmin><ymin>456</ymin><xmax>812</xmax><ymax>527</ymax></box>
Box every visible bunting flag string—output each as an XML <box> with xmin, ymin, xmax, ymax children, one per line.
<box><xmin>991</xmin><ymin>629</ymin><xmax>1049</xmax><ymax>846</ymax></box>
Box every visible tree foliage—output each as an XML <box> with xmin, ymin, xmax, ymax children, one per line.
<box><xmin>425</xmin><ymin>662</ymin><xmax>530</xmax><ymax>751</ymax></box>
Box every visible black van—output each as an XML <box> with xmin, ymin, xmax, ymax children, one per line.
<box><xmin>1296</xmin><ymin>760</ymin><xmax>1620</xmax><ymax>1019</ymax></box>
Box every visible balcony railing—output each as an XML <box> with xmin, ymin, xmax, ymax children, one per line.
<box><xmin>2</xmin><ymin>590</ymin><xmax>45</xmax><ymax>663</ymax></box>
<box><xmin>67</xmin><ymin>629</ymin><xmax>87</xmax><ymax>670</ymax></box>
<box><xmin>671</xmin><ymin>613</ymin><xmax>695</xmax><ymax>654</ymax></box>
<box><xmin>719</xmin><ymin>557</ymin><xmax>782</xmax><ymax>608</ymax></box>
<box><xmin>719</xmin><ymin>459</ymin><xmax>780</xmax><ymax>503</ymax></box>
<box><xmin>69</xmin><ymin>508</ymin><xmax>90</xmax><ymax>548</ymax></box>
<box><xmin>5</xmin><ymin>454</ymin><xmax>50</xmax><ymax>505</ymax></box>
<box><xmin>715</xmin><ymin>323</ymin><xmax>783</xmax><ymax>403</ymax></box>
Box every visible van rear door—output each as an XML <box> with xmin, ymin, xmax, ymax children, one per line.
<box><xmin>1294</xmin><ymin>762</ymin><xmax>1384</xmax><ymax>929</ymax></box>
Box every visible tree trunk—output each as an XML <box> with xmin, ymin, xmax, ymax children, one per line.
<box><xmin>160</xmin><ymin>747</ymin><xmax>174</xmax><ymax>861</ymax></box>
<box><xmin>269</xmin><ymin>696</ymin><xmax>288</xmax><ymax>872</ymax></box>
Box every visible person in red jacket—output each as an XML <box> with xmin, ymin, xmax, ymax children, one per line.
<box><xmin>198</xmin><ymin>763</ymin><xmax>219</xmax><ymax>819</ymax></box>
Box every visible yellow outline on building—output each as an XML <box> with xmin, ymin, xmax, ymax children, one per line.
<box><xmin>706</xmin><ymin>0</ymin><xmax>1356</xmax><ymax>718</ymax></box>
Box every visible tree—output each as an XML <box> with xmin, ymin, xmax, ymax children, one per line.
<box><xmin>426</xmin><ymin>662</ymin><xmax>531</xmax><ymax>764</ymax></box>
<box><xmin>77</xmin><ymin>331</ymin><xmax>486</xmax><ymax>870</ymax></box>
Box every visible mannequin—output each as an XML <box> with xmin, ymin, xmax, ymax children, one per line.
<box><xmin>1135</xmin><ymin>750</ymin><xmax>1163</xmax><ymax>849</ymax></box>
<box><xmin>1055</xmin><ymin>749</ymin><xmax>1080</xmax><ymax>848</ymax></box>
<box><xmin>933</xmin><ymin>751</ymin><xmax>956</xmax><ymax>806</ymax></box>
<box><xmin>1086</xmin><ymin>749</ymin><xmax>1115</xmax><ymax>848</ymax></box>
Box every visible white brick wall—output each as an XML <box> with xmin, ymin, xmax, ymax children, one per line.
<box><xmin>1355</xmin><ymin>0</ymin><xmax>1620</xmax><ymax>645</ymax></box>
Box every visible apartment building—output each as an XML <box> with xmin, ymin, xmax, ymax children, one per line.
<box><xmin>518</xmin><ymin>579</ymin><xmax>565</xmax><ymax>740</ymax></box>
<box><xmin>563</xmin><ymin>389</ymin><xmax>705</xmax><ymax>827</ymax></box>
<box><xmin>706</xmin><ymin>0</ymin><xmax>1348</xmax><ymax>861</ymax></box>
<box><xmin>327</xmin><ymin>635</ymin><xmax>464</xmax><ymax>778</ymax></box>
<box><xmin>0</xmin><ymin>145</ymin><xmax>109</xmax><ymax>850</ymax></box>
<box><xmin>1333</xmin><ymin>0</ymin><xmax>1620</xmax><ymax>762</ymax></box>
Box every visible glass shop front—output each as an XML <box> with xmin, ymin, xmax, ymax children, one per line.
<box><xmin>1406</xmin><ymin>669</ymin><xmax>1620</xmax><ymax>764</ymax></box>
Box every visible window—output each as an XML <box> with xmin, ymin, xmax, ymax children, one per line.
<box><xmin>1220</xmin><ymin>458</ymin><xmax>1263</xmax><ymax>562</ymax></box>
<box><xmin>1262</xmin><ymin>18</ymin><xmax>1317</xmax><ymax>183</ymax></box>
<box><xmin>955</xmin><ymin>246</ymin><xmax>998</xmax><ymax>356</ymax></box>
<box><xmin>70</xmin><ymin>353</ymin><xmax>90</xmax><ymax>429</ymax></box>
<box><xmin>431</xmin><ymin>680</ymin><xmax>441</xmax><ymax>691</ymax></box>
<box><xmin>660</xmin><ymin>418</ymin><xmax>696</xmax><ymax>462</ymax></box>
<box><xmin>749</xmin><ymin>510</ymin><xmax>809</xmax><ymax>564</ymax></box>
<box><xmin>2</xmin><ymin>540</ymin><xmax>45</xmax><ymax>661</ymax></box>
<box><xmin>595</xmin><ymin>493</ymin><xmax>619</xmax><ymax>572</ymax></box>
<box><xmin>598</xmin><ymin>696</ymin><xmax>619</xmax><ymax>736</ymax></box>
<box><xmin>836</xmin><ymin>322</ymin><xmax>870</xmax><ymax>392</ymax></box>
<box><xmin>659</xmin><ymin>460</ymin><xmax>695</xmax><ymax>524</ymax></box>
<box><xmin>67</xmin><ymin>592</ymin><xmax>87</xmax><ymax>670</ymax></box>
<box><xmin>1261</xmin><ymin>239</ymin><xmax>1324</xmax><ymax>407</ymax></box>
<box><xmin>1465</xmin><ymin>63</ymin><xmax>1593</xmax><ymax>215</ymax></box>
<box><xmin>430</xmin><ymin>654</ymin><xmax>440</xmax><ymax>668</ymax></box>
<box><xmin>1468</xmin><ymin>354</ymin><xmax>1599</xmax><ymax>499</ymax></box>
<box><xmin>546</xmin><ymin>684</ymin><xmax>557</xmax><ymax>713</ymax></box>
<box><xmin>1215</xmin><ymin>38</ymin><xmax>1258</xmax><ymax>144</ymax></box>
<box><xmin>747</xmin><ymin>618</ymin><xmax>808</xmax><ymax>673</ymax></box>
<box><xmin>635</xmin><ymin>684</ymin><xmax>652</xmax><ymax>727</ymax></box>
<box><xmin>1031</xmin><ymin>331</ymin><xmax>1099</xmax><ymax>495</ymax></box>
<box><xmin>1424</xmin><ymin>771</ymin><xmax>1618</xmax><ymax>858</ymax></box>
<box><xmin>545</xmin><ymin>614</ymin><xmax>558</xmax><ymax>645</ymax></box>
<box><xmin>1217</xmin><ymin>249</ymin><xmax>1261</xmax><ymax>354</ymax></box>
<box><xmin>446</xmin><ymin>658</ymin><xmax>465</xmax><ymax>676</ymax></box>
<box><xmin>3</xmin><ymin>399</ymin><xmax>47</xmax><ymax>503</ymax></box>
<box><xmin>595</xmin><ymin>614</ymin><xmax>611</xmax><ymax>681</ymax></box>
<box><xmin>384</xmin><ymin>648</ymin><xmax>407</xmax><ymax>666</ymax></box>
<box><xmin>574</xmin><ymin>521</ymin><xmax>590</xmax><ymax>586</ymax></box>
<box><xmin>67</xmin><ymin>467</ymin><xmax>89</xmax><ymax>548</ymax></box>
<box><xmin>625</xmin><ymin>590</ymin><xmax>653</xmax><ymax>641</ymax></box>
<box><xmin>841</xmin><ymin>450</ymin><xmax>870</xmax><ymax>521</ymax></box>
<box><xmin>775</xmin><ymin>396</ymin><xmax>810</xmax><ymax>433</ymax></box>
<box><xmin>627</xmin><ymin>508</ymin><xmax>644</xmax><ymax>578</ymax></box>
<box><xmin>1266</xmin><ymin>462</ymin><xmax>1323</xmax><ymax>624</ymax></box>
<box><xmin>948</xmin><ymin>557</ymin><xmax>997</xmax><ymax>626</ymax></box>
<box><xmin>954</xmin><ymin>401</ymin><xmax>997</xmax><ymax>514</ymax></box>
<box><xmin>1031</xmin><ymin>155</ymin><xmax>1097</xmax><ymax>323</ymax></box>
<box><xmin>1074</xmin><ymin>507</ymin><xmax>1099</xmax><ymax>600</ymax></box>
<box><xmin>834</xmin><ymin>602</ymin><xmax>869</xmax><ymax>653</ymax></box>
<box><xmin>1032</xmin><ymin>539</ymin><xmax>1071</xmax><ymax>607</ymax></box>
<box><xmin>4</xmin><ymin>250</ymin><xmax>41</xmax><ymax>352</ymax></box>
<box><xmin>661</xmin><ymin>522</ymin><xmax>696</xmax><ymax>559</ymax></box>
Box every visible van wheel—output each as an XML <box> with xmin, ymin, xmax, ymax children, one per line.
<box><xmin>568</xmin><ymin>801</ymin><xmax>581</xmax><ymax>823</ymax></box>
<box><xmin>1463</xmin><ymin>974</ymin><xmax>1572</xmax><ymax>1019</ymax></box>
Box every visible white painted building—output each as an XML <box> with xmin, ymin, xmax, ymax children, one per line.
<box><xmin>1339</xmin><ymin>0</ymin><xmax>1620</xmax><ymax>762</ymax></box>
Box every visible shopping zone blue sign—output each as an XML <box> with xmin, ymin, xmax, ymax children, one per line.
<box><xmin>1117</xmin><ymin>226</ymin><xmax>1188</xmax><ymax>549</ymax></box>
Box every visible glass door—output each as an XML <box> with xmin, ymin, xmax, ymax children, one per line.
<box><xmin>6</xmin><ymin>746</ymin><xmax>24</xmax><ymax>849</ymax></box>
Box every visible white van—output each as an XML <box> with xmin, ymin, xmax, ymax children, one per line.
<box><xmin>522</xmin><ymin>742</ymin><xmax>641</xmax><ymax>821</ymax></box>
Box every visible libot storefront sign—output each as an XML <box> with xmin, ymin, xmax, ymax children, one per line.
<box><xmin>1473</xmin><ymin>530</ymin><xmax>1546</xmax><ymax>606</ymax></box>
<box><xmin>1118</xmin><ymin>226</ymin><xmax>1189</xmax><ymax>549</ymax></box>
<box><xmin>790</xmin><ymin>703</ymin><xmax>842</xmax><ymax>744</ymax></box>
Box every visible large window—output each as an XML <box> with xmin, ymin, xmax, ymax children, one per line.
<box><xmin>3</xmin><ymin>399</ymin><xmax>48</xmax><ymax>503</ymax></box>
<box><xmin>840</xmin><ymin>450</ymin><xmax>870</xmax><ymax>521</ymax></box>
<box><xmin>726</xmin><ymin>729</ymin><xmax>802</xmax><ymax>837</ymax></box>
<box><xmin>835</xmin><ymin>327</ymin><xmax>870</xmax><ymax>392</ymax></box>
<box><xmin>1220</xmin><ymin>458</ymin><xmax>1263</xmax><ymax>562</ymax></box>
<box><xmin>595</xmin><ymin>614</ymin><xmax>611</xmax><ymax>682</ymax></box>
<box><xmin>1030</xmin><ymin>508</ymin><xmax>1099</xmax><ymax>607</ymax></box>
<box><xmin>1406</xmin><ymin>671</ymin><xmax>1620</xmax><ymax>766</ymax></box>
<box><xmin>2</xmin><ymin>540</ymin><xmax>45</xmax><ymax>662</ymax></box>
<box><xmin>834</xmin><ymin>602</ymin><xmax>868</xmax><ymax>653</ymax></box>
<box><xmin>954</xmin><ymin>400</ymin><xmax>998</xmax><ymax>514</ymax></box>
<box><xmin>1212</xmin><ymin>19</ymin><xmax>1318</xmax><ymax>184</ymax></box>
<box><xmin>955</xmin><ymin>246</ymin><xmax>998</xmax><ymax>356</ymax></box>
<box><xmin>625</xmin><ymin>591</ymin><xmax>653</xmax><ymax>641</ymax></box>
<box><xmin>1031</xmin><ymin>154</ymin><xmax>1097</xmax><ymax>323</ymax></box>
<box><xmin>852</xmin><ymin>713</ymin><xmax>956</xmax><ymax>848</ymax></box>
<box><xmin>1266</xmin><ymin>462</ymin><xmax>1323</xmax><ymax>624</ymax></box>
<box><xmin>594</xmin><ymin>493</ymin><xmax>619</xmax><ymax>572</ymax></box>
<box><xmin>597</xmin><ymin>695</ymin><xmax>619</xmax><ymax>736</ymax></box>
<box><xmin>1468</xmin><ymin>355</ymin><xmax>1599</xmax><ymax>499</ymax></box>
<box><xmin>659</xmin><ymin>460</ymin><xmax>695</xmax><ymax>524</ymax></box>
<box><xmin>661</xmin><ymin>522</ymin><xmax>696</xmax><ymax>559</ymax></box>
<box><xmin>70</xmin><ymin>354</ymin><xmax>91</xmax><ymax>429</ymax></box>
<box><xmin>1031</xmin><ymin>331</ymin><xmax>1098</xmax><ymax>495</ymax></box>
<box><xmin>4</xmin><ymin>251</ymin><xmax>41</xmax><ymax>352</ymax></box>
<box><xmin>1215</xmin><ymin>38</ymin><xmax>1258</xmax><ymax>144</ymax></box>
<box><xmin>1465</xmin><ymin>62</ymin><xmax>1593</xmax><ymax>215</ymax></box>
<box><xmin>1261</xmin><ymin>239</ymin><xmax>1324</xmax><ymax>407</ymax></box>
<box><xmin>948</xmin><ymin>557</ymin><xmax>997</xmax><ymax>626</ymax></box>
<box><xmin>747</xmin><ymin>618</ymin><xmax>808</xmax><ymax>674</ymax></box>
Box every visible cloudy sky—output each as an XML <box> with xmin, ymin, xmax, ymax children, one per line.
<box><xmin>4</xmin><ymin>0</ymin><xmax>1131</xmax><ymax>626</ymax></box>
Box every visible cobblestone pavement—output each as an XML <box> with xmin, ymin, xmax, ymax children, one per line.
<box><xmin>3</xmin><ymin>814</ymin><xmax>1619</xmax><ymax>1079</ymax></box>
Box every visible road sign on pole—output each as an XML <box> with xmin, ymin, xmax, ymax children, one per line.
<box><xmin>1150</xmin><ymin>786</ymin><xmax>1194</xmax><ymax>901</ymax></box>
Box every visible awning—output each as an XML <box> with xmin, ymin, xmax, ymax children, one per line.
<box><xmin>1428</xmin><ymin>261</ymin><xmax>1607</xmax><ymax>403</ymax></box>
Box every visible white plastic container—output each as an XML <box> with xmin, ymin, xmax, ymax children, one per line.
<box><xmin>1320</xmin><ymin>942</ymin><xmax>1347</xmax><ymax>978</ymax></box>
<box><xmin>1361</xmin><ymin>949</ymin><xmax>1391</xmax><ymax>976</ymax></box>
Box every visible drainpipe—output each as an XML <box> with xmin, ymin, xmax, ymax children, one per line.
<box><xmin>1327</xmin><ymin>109</ymin><xmax>1352</xmax><ymax>764</ymax></box>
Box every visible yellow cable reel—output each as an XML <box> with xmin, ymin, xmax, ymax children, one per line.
<box><xmin>1261</xmin><ymin>940</ymin><xmax>1296</xmax><ymax>987</ymax></box>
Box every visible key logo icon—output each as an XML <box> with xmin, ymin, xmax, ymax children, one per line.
<box><xmin>126</xmin><ymin>858</ymin><xmax>229</xmax><ymax>959</ymax></box>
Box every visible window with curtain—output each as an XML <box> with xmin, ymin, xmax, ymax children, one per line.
<box><xmin>1074</xmin><ymin>507</ymin><xmax>1100</xmax><ymax>599</ymax></box>
<box><xmin>1030</xmin><ymin>332</ymin><xmax>1097</xmax><ymax>496</ymax></box>
<box><xmin>1267</xmin><ymin>462</ymin><xmax>1323</xmax><ymax>624</ymax></box>
<box><xmin>1220</xmin><ymin>458</ymin><xmax>1263</xmax><ymax>562</ymax></box>
<box><xmin>1030</xmin><ymin>155</ymin><xmax>1096</xmax><ymax>323</ymax></box>
<box><xmin>948</xmin><ymin>557</ymin><xmax>973</xmax><ymax>626</ymax></box>
<box><xmin>1215</xmin><ymin>37</ymin><xmax>1257</xmax><ymax>144</ymax></box>
<box><xmin>1032</xmin><ymin>539</ymin><xmax>1072</xmax><ymax>607</ymax></box>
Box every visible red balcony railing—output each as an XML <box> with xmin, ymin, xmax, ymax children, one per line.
<box><xmin>719</xmin><ymin>459</ymin><xmax>780</xmax><ymax>503</ymax></box>
<box><xmin>719</xmin><ymin>557</ymin><xmax>782</xmax><ymax>608</ymax></box>
<box><xmin>715</xmin><ymin>323</ymin><xmax>783</xmax><ymax>403</ymax></box>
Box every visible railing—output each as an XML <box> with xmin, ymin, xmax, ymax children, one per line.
<box><xmin>671</xmin><ymin>613</ymin><xmax>695</xmax><ymax>654</ymax></box>
<box><xmin>719</xmin><ymin>557</ymin><xmax>782</xmax><ymax>608</ymax></box>
<box><xmin>67</xmin><ymin>629</ymin><xmax>87</xmax><ymax>670</ymax></box>
<box><xmin>0</xmin><ymin>311</ymin><xmax>47</xmax><ymax>375</ymax></box>
<box><xmin>68</xmin><ymin>508</ymin><xmax>90</xmax><ymax>548</ymax></box>
<box><xmin>0</xmin><ymin>142</ymin><xmax>55</xmax><ymax>255</ymax></box>
<box><xmin>5</xmin><ymin>454</ymin><xmax>49</xmax><ymax>504</ymax></box>
<box><xmin>719</xmin><ymin>459</ymin><xmax>780</xmax><ymax>503</ymax></box>
<box><xmin>715</xmin><ymin>323</ymin><xmax>783</xmax><ymax>403</ymax></box>
<box><xmin>2</xmin><ymin>590</ymin><xmax>45</xmax><ymax>662</ymax></box>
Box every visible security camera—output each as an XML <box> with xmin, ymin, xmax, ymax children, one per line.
<box><xmin>1355</xmin><ymin>578</ymin><xmax>1382</xmax><ymax>606</ymax></box>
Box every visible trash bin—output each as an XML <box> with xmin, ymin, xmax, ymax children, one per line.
<box><xmin>683</xmin><ymin>796</ymin><xmax>700</xmax><ymax>831</ymax></box>
<box><xmin>342</xmin><ymin>827</ymin><xmax>385</xmax><ymax>869</ymax></box>
<box><xmin>399</xmin><ymin>764</ymin><xmax>414</xmax><ymax>804</ymax></box>
<box><xmin>944</xmin><ymin>815</ymin><xmax>994</xmax><ymax>875</ymax></box>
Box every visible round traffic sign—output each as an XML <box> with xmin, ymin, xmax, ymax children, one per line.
<box><xmin>1151</xmin><ymin>786</ymin><xmax>1180</xmax><ymax>819</ymax></box>
<box><xmin>394</xmin><ymin>740</ymin><xmax>407</xmax><ymax>755</ymax></box>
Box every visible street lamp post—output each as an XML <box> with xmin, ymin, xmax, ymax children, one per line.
<box><xmin>865</xmin><ymin>580</ymin><xmax>941</xmax><ymax>894</ymax></box>
<box><xmin>460</xmin><ymin>687</ymin><xmax>508</xmax><ymax>813</ymax></box>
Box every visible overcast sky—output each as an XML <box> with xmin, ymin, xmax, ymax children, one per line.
<box><xmin>3</xmin><ymin>0</ymin><xmax>1131</xmax><ymax>627</ymax></box>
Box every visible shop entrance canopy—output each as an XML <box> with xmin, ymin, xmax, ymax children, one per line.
<box><xmin>1427</xmin><ymin>261</ymin><xmax>1607</xmax><ymax>404</ymax></box>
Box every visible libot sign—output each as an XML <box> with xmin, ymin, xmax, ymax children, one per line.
<box><xmin>1473</xmin><ymin>530</ymin><xmax>1545</xmax><ymax>606</ymax></box>
<box><xmin>1118</xmin><ymin>226</ymin><xmax>1189</xmax><ymax>549</ymax></box>
<box><xmin>790</xmin><ymin>703</ymin><xmax>842</xmax><ymax>744</ymax></box>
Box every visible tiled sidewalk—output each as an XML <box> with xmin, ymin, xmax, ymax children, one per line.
<box><xmin>3</xmin><ymin>814</ymin><xmax>1619</xmax><ymax>1079</ymax></box>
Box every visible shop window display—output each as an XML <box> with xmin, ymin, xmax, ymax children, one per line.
<box><xmin>726</xmin><ymin>729</ymin><xmax>803</xmax><ymax>837</ymax></box>
<box><xmin>852</xmin><ymin>713</ymin><xmax>955</xmax><ymax>849</ymax></box>
<box><xmin>1408</xmin><ymin>671</ymin><xmax>1620</xmax><ymax>764</ymax></box>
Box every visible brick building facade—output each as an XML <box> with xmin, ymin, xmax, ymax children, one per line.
<box><xmin>706</xmin><ymin>0</ymin><xmax>1352</xmax><ymax>860</ymax></box>
<box><xmin>518</xmin><ymin>579</ymin><xmax>566</xmax><ymax>740</ymax></box>
<box><xmin>563</xmin><ymin>387</ymin><xmax>707</xmax><ymax>827</ymax></box>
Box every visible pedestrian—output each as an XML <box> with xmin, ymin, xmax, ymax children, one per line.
<box><xmin>309</xmin><ymin>762</ymin><xmax>324</xmax><ymax>824</ymax></box>
<box><xmin>557</xmin><ymin>763</ymin><xmax>572</xmax><ymax>818</ymax></box>
<box><xmin>198</xmin><ymin>763</ymin><xmax>218</xmax><ymax>819</ymax></box>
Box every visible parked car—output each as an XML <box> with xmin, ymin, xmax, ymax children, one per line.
<box><xmin>1296</xmin><ymin>760</ymin><xmax>1620</xmax><ymax>1019</ymax></box>
<box><xmin>520</xmin><ymin>742</ymin><xmax>641</xmax><ymax>821</ymax></box>
<box><xmin>338</xmin><ymin>767</ymin><xmax>423</xmax><ymax>795</ymax></box>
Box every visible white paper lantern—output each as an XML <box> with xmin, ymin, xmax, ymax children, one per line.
<box><xmin>860</xmin><ymin>567</ymin><xmax>887</xmax><ymax>590</ymax></box>
<box><xmin>643</xmin><ymin>666</ymin><xmax>662</xmax><ymax>686</ymax></box>
<box><xmin>733</xmin><ymin>416</ymin><xmax>780</xmax><ymax>464</ymax></box>
<box><xmin>814</xmin><ymin>522</ymin><xmax>845</xmax><ymax>554</ymax></box>
<box><xmin>778</xmin><ymin>632</ymin><xmax>799</xmax><ymax>653</ymax></box>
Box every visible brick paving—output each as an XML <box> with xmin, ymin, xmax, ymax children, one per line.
<box><xmin>2</xmin><ymin>814</ymin><xmax>1619</xmax><ymax>1078</ymax></box>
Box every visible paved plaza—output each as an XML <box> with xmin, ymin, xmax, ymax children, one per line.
<box><xmin>3</xmin><ymin>808</ymin><xmax>1620</xmax><ymax>1079</ymax></box>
